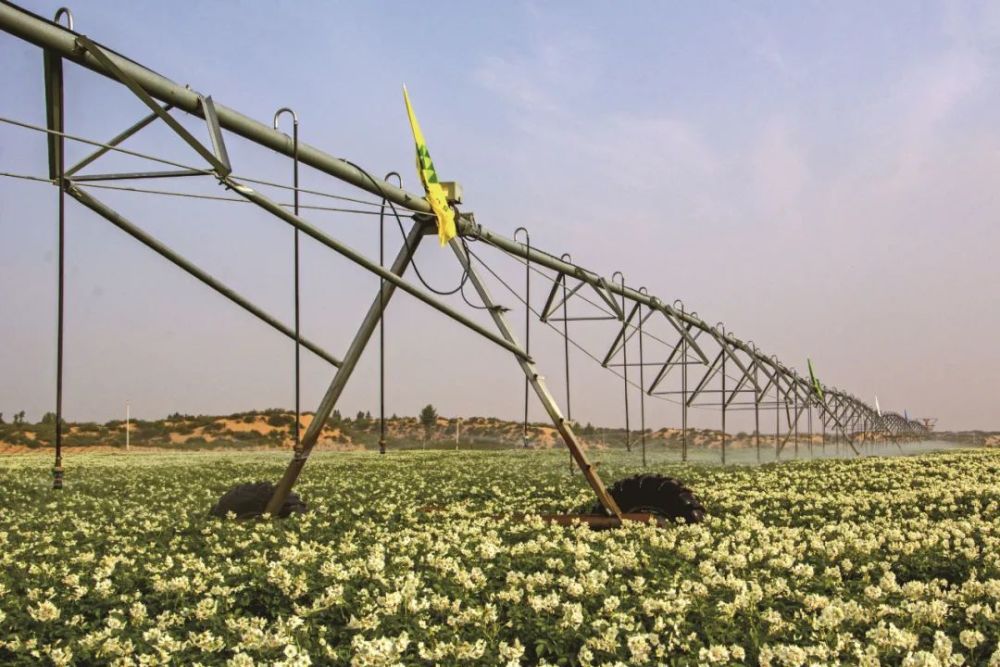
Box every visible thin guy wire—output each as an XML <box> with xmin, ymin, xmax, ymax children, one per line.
<box><xmin>0</xmin><ymin>115</ymin><xmax>387</xmax><ymax>208</ymax></box>
<box><xmin>0</xmin><ymin>172</ymin><xmax>386</xmax><ymax>215</ymax></box>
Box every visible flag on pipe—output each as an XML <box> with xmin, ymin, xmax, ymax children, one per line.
<box><xmin>403</xmin><ymin>85</ymin><xmax>457</xmax><ymax>246</ymax></box>
<box><xmin>807</xmin><ymin>358</ymin><xmax>824</xmax><ymax>400</ymax></box>
<box><xmin>875</xmin><ymin>395</ymin><xmax>882</xmax><ymax>417</ymax></box>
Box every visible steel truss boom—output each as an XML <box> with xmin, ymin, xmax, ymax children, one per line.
<box><xmin>0</xmin><ymin>0</ymin><xmax>882</xmax><ymax>423</ymax></box>
<box><xmin>1</xmin><ymin>1</ymin><xmax>928</xmax><ymax>510</ymax></box>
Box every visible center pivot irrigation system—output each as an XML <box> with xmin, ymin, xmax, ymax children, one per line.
<box><xmin>1</xmin><ymin>3</ymin><xmax>930</xmax><ymax>528</ymax></box>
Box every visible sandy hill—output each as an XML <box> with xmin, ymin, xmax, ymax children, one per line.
<box><xmin>0</xmin><ymin>410</ymin><xmax>995</xmax><ymax>454</ymax></box>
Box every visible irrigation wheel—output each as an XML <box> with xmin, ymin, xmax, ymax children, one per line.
<box><xmin>593</xmin><ymin>474</ymin><xmax>706</xmax><ymax>524</ymax></box>
<box><xmin>210</xmin><ymin>481</ymin><xmax>306</xmax><ymax>520</ymax></box>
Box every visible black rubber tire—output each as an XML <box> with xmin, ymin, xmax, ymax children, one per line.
<box><xmin>592</xmin><ymin>474</ymin><xmax>706</xmax><ymax>524</ymax></box>
<box><xmin>210</xmin><ymin>481</ymin><xmax>306</xmax><ymax>520</ymax></box>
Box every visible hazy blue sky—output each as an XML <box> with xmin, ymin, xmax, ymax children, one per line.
<box><xmin>1</xmin><ymin>1</ymin><xmax>998</xmax><ymax>431</ymax></box>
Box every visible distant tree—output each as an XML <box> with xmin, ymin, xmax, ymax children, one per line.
<box><xmin>420</xmin><ymin>404</ymin><xmax>438</xmax><ymax>443</ymax></box>
<box><xmin>40</xmin><ymin>412</ymin><xmax>67</xmax><ymax>428</ymax></box>
<box><xmin>326</xmin><ymin>409</ymin><xmax>343</xmax><ymax>427</ymax></box>
<box><xmin>0</xmin><ymin>412</ymin><xmax>4</xmax><ymax>424</ymax></box>
<box><xmin>582</xmin><ymin>422</ymin><xmax>595</xmax><ymax>436</ymax></box>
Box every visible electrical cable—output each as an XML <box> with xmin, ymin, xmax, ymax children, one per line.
<box><xmin>0</xmin><ymin>115</ymin><xmax>390</xmax><ymax>209</ymax></box>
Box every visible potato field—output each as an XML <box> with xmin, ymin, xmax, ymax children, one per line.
<box><xmin>1</xmin><ymin>449</ymin><xmax>999</xmax><ymax>666</ymax></box>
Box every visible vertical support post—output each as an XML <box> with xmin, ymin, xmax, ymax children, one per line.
<box><xmin>754</xmin><ymin>389</ymin><xmax>761</xmax><ymax>464</ymax></box>
<box><xmin>751</xmin><ymin>347</ymin><xmax>761</xmax><ymax>464</ymax></box>
<box><xmin>377</xmin><ymin>171</ymin><xmax>403</xmax><ymax>455</ymax></box>
<box><xmin>680</xmin><ymin>304</ymin><xmax>688</xmax><ymax>463</ymax></box>
<box><xmin>720</xmin><ymin>350</ymin><xmax>727</xmax><ymax>465</ymax></box>
<box><xmin>637</xmin><ymin>288</ymin><xmax>648</xmax><ymax>467</ymax></box>
<box><xmin>807</xmin><ymin>403</ymin><xmax>813</xmax><ymax>458</ymax></box>
<box><xmin>561</xmin><ymin>253</ymin><xmax>573</xmax><ymax>475</ymax></box>
<box><xmin>822</xmin><ymin>413</ymin><xmax>827</xmax><ymax>454</ymax></box>
<box><xmin>514</xmin><ymin>228</ymin><xmax>530</xmax><ymax>448</ymax></box>
<box><xmin>273</xmin><ymin>108</ymin><xmax>301</xmax><ymax>454</ymax></box>
<box><xmin>452</xmin><ymin>240</ymin><xmax>623</xmax><ymax>519</ymax></box>
<box><xmin>793</xmin><ymin>388</ymin><xmax>799</xmax><ymax>458</ymax></box>
<box><xmin>834</xmin><ymin>396</ymin><xmax>841</xmax><ymax>455</ymax></box>
<box><xmin>379</xmin><ymin>189</ymin><xmax>386</xmax><ymax>455</ymax></box>
<box><xmin>613</xmin><ymin>272</ymin><xmax>630</xmax><ymax>453</ymax></box>
<box><xmin>774</xmin><ymin>380</ymin><xmax>781</xmax><ymax>461</ymax></box>
<box><xmin>265</xmin><ymin>221</ymin><xmax>426</xmax><ymax>515</ymax></box>
<box><xmin>44</xmin><ymin>44</ymin><xmax>65</xmax><ymax>490</ymax></box>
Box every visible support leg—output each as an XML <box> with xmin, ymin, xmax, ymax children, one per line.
<box><xmin>265</xmin><ymin>221</ymin><xmax>426</xmax><ymax>515</ymax></box>
<box><xmin>451</xmin><ymin>239</ymin><xmax>623</xmax><ymax>519</ymax></box>
<box><xmin>44</xmin><ymin>48</ymin><xmax>65</xmax><ymax>490</ymax></box>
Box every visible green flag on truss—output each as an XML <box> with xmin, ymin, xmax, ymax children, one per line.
<box><xmin>807</xmin><ymin>358</ymin><xmax>824</xmax><ymax>401</ymax></box>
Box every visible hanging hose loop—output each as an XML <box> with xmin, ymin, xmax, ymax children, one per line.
<box><xmin>272</xmin><ymin>107</ymin><xmax>298</xmax><ymax>132</ymax></box>
<box><xmin>54</xmin><ymin>7</ymin><xmax>74</xmax><ymax>30</ymax></box>
<box><xmin>513</xmin><ymin>227</ymin><xmax>530</xmax><ymax>448</ymax></box>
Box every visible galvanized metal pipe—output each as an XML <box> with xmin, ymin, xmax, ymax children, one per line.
<box><xmin>45</xmin><ymin>45</ymin><xmax>65</xmax><ymax>490</ymax></box>
<box><xmin>273</xmin><ymin>107</ymin><xmax>301</xmax><ymax>453</ymax></box>
<box><xmin>0</xmin><ymin>2</ymin><xmax>430</xmax><ymax>214</ymax></box>
<box><xmin>0</xmin><ymin>0</ymin><xmax>888</xmax><ymax>434</ymax></box>
<box><xmin>451</xmin><ymin>238</ymin><xmax>623</xmax><ymax>520</ymax></box>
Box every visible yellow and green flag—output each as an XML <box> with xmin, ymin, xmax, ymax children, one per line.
<box><xmin>807</xmin><ymin>358</ymin><xmax>824</xmax><ymax>401</ymax></box>
<box><xmin>403</xmin><ymin>85</ymin><xmax>457</xmax><ymax>246</ymax></box>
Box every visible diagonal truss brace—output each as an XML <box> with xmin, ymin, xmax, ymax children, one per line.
<box><xmin>647</xmin><ymin>323</ymin><xmax>705</xmax><ymax>394</ymax></box>
<box><xmin>66</xmin><ymin>103</ymin><xmax>174</xmax><ymax>176</ymax></box>
<box><xmin>452</xmin><ymin>240</ymin><xmax>624</xmax><ymax>520</ymax></box>
<box><xmin>74</xmin><ymin>36</ymin><xmax>231</xmax><ymax>176</ymax></box>
<box><xmin>67</xmin><ymin>184</ymin><xmax>342</xmax><ymax>367</ymax></box>
<box><xmin>266</xmin><ymin>220</ymin><xmax>427</xmax><ymax>514</ymax></box>
<box><xmin>224</xmin><ymin>178</ymin><xmax>530</xmax><ymax>360</ymax></box>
